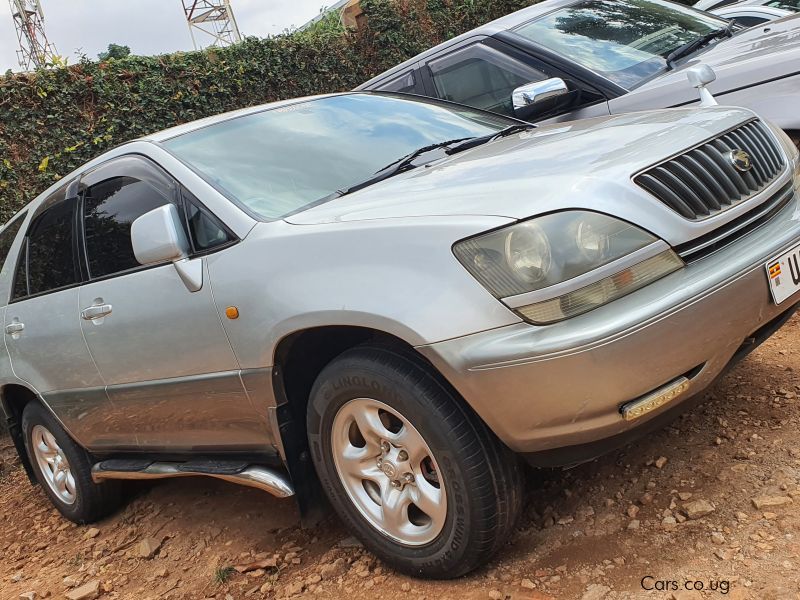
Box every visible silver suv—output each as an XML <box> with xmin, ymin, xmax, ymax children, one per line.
<box><xmin>1</xmin><ymin>92</ymin><xmax>798</xmax><ymax>578</ymax></box>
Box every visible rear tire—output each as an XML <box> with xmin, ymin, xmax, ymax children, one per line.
<box><xmin>22</xmin><ymin>402</ymin><xmax>122</xmax><ymax>523</ymax></box>
<box><xmin>307</xmin><ymin>344</ymin><xmax>523</xmax><ymax>578</ymax></box>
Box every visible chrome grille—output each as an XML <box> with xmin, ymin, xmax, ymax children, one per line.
<box><xmin>635</xmin><ymin>120</ymin><xmax>785</xmax><ymax>220</ymax></box>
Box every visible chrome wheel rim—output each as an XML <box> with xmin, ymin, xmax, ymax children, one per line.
<box><xmin>331</xmin><ymin>398</ymin><xmax>447</xmax><ymax>546</ymax></box>
<box><xmin>31</xmin><ymin>425</ymin><xmax>77</xmax><ymax>505</ymax></box>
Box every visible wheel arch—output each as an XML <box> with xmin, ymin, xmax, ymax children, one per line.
<box><xmin>1</xmin><ymin>383</ymin><xmax>40</xmax><ymax>483</ymax></box>
<box><xmin>269</xmin><ymin>325</ymin><xmax>469</xmax><ymax>525</ymax></box>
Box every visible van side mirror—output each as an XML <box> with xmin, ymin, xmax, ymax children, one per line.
<box><xmin>512</xmin><ymin>78</ymin><xmax>574</xmax><ymax>121</ymax></box>
<box><xmin>131</xmin><ymin>204</ymin><xmax>190</xmax><ymax>266</ymax></box>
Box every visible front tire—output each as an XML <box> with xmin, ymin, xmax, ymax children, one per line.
<box><xmin>307</xmin><ymin>345</ymin><xmax>523</xmax><ymax>578</ymax></box>
<box><xmin>22</xmin><ymin>402</ymin><xmax>122</xmax><ymax>523</ymax></box>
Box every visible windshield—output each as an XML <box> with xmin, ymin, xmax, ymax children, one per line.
<box><xmin>513</xmin><ymin>0</ymin><xmax>730</xmax><ymax>88</ymax></box>
<box><xmin>162</xmin><ymin>94</ymin><xmax>512</xmax><ymax>220</ymax></box>
<box><xmin>765</xmin><ymin>0</ymin><xmax>799</xmax><ymax>10</ymax></box>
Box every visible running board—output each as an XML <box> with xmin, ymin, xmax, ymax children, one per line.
<box><xmin>91</xmin><ymin>460</ymin><xmax>294</xmax><ymax>498</ymax></box>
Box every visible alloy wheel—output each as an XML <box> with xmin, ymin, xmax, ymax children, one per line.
<box><xmin>31</xmin><ymin>424</ymin><xmax>77</xmax><ymax>505</ymax></box>
<box><xmin>331</xmin><ymin>397</ymin><xmax>446</xmax><ymax>546</ymax></box>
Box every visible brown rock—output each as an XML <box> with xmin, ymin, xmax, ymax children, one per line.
<box><xmin>319</xmin><ymin>558</ymin><xmax>347</xmax><ymax>580</ymax></box>
<box><xmin>65</xmin><ymin>580</ymin><xmax>100</xmax><ymax>600</ymax></box>
<box><xmin>683</xmin><ymin>499</ymin><xmax>715</xmax><ymax>519</ymax></box>
<box><xmin>234</xmin><ymin>558</ymin><xmax>277</xmax><ymax>573</ymax></box>
<box><xmin>283</xmin><ymin>581</ymin><xmax>304</xmax><ymax>597</ymax></box>
<box><xmin>751</xmin><ymin>495</ymin><xmax>792</xmax><ymax>510</ymax></box>
<box><xmin>134</xmin><ymin>537</ymin><xmax>162</xmax><ymax>559</ymax></box>
<box><xmin>581</xmin><ymin>584</ymin><xmax>611</xmax><ymax>600</ymax></box>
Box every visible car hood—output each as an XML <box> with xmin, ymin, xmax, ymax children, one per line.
<box><xmin>285</xmin><ymin>106</ymin><xmax>757</xmax><ymax>225</ymax></box>
<box><xmin>632</xmin><ymin>15</ymin><xmax>800</xmax><ymax>105</ymax></box>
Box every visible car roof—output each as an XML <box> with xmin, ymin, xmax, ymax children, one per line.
<box><xmin>356</xmin><ymin>0</ymin><xmax>579</xmax><ymax>90</ymax></box>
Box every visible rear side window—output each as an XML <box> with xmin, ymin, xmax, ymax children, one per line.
<box><xmin>14</xmin><ymin>199</ymin><xmax>79</xmax><ymax>299</ymax></box>
<box><xmin>0</xmin><ymin>213</ymin><xmax>26</xmax><ymax>274</ymax></box>
<box><xmin>83</xmin><ymin>176</ymin><xmax>173</xmax><ymax>279</ymax></box>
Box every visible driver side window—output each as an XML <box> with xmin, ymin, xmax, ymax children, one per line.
<box><xmin>83</xmin><ymin>176</ymin><xmax>174</xmax><ymax>279</ymax></box>
<box><xmin>427</xmin><ymin>43</ymin><xmax>546</xmax><ymax>116</ymax></box>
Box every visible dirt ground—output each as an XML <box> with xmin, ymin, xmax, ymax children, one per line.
<box><xmin>3</xmin><ymin>315</ymin><xmax>800</xmax><ymax>600</ymax></box>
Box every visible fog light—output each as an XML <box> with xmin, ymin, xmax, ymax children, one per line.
<box><xmin>621</xmin><ymin>376</ymin><xmax>690</xmax><ymax>421</ymax></box>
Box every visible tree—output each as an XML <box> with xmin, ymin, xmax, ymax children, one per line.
<box><xmin>98</xmin><ymin>43</ymin><xmax>131</xmax><ymax>61</ymax></box>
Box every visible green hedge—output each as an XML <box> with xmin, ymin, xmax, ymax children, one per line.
<box><xmin>0</xmin><ymin>0</ymin><xmax>539</xmax><ymax>221</ymax></box>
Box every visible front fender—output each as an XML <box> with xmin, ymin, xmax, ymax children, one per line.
<box><xmin>206</xmin><ymin>216</ymin><xmax>521</xmax><ymax>371</ymax></box>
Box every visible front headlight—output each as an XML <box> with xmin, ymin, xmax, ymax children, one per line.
<box><xmin>453</xmin><ymin>211</ymin><xmax>684</xmax><ymax>324</ymax></box>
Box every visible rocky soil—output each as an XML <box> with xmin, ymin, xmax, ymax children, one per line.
<box><xmin>4</xmin><ymin>315</ymin><xmax>800</xmax><ymax>600</ymax></box>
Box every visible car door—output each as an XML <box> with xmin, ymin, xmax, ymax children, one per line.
<box><xmin>76</xmin><ymin>155</ymin><xmax>271</xmax><ymax>452</ymax></box>
<box><xmin>2</xmin><ymin>187</ymin><xmax>119</xmax><ymax>450</ymax></box>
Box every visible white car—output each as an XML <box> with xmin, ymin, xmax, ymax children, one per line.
<box><xmin>711</xmin><ymin>3</ymin><xmax>793</xmax><ymax>26</ymax></box>
<box><xmin>696</xmin><ymin>0</ymin><xmax>798</xmax><ymax>13</ymax></box>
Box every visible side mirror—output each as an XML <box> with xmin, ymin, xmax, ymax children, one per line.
<box><xmin>131</xmin><ymin>204</ymin><xmax>190</xmax><ymax>266</ymax></box>
<box><xmin>512</xmin><ymin>78</ymin><xmax>573</xmax><ymax>120</ymax></box>
<box><xmin>686</xmin><ymin>64</ymin><xmax>718</xmax><ymax>107</ymax></box>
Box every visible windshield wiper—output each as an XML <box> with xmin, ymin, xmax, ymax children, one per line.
<box><xmin>335</xmin><ymin>125</ymin><xmax>535</xmax><ymax>197</ymax></box>
<box><xmin>665</xmin><ymin>22</ymin><xmax>735</xmax><ymax>70</ymax></box>
<box><xmin>336</xmin><ymin>137</ymin><xmax>473</xmax><ymax>196</ymax></box>
<box><xmin>445</xmin><ymin>123</ymin><xmax>536</xmax><ymax>155</ymax></box>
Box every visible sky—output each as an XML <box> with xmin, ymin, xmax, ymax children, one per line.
<box><xmin>0</xmin><ymin>0</ymin><xmax>329</xmax><ymax>72</ymax></box>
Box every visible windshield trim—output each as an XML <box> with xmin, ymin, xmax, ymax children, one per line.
<box><xmin>158</xmin><ymin>92</ymin><xmax>521</xmax><ymax>222</ymax></box>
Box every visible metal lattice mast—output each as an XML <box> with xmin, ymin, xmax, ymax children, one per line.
<box><xmin>182</xmin><ymin>0</ymin><xmax>242</xmax><ymax>50</ymax></box>
<box><xmin>9</xmin><ymin>0</ymin><xmax>58</xmax><ymax>70</ymax></box>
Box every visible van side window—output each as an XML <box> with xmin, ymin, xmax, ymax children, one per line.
<box><xmin>427</xmin><ymin>44</ymin><xmax>545</xmax><ymax>116</ymax></box>
<box><xmin>83</xmin><ymin>176</ymin><xmax>173</xmax><ymax>279</ymax></box>
<box><xmin>13</xmin><ymin>199</ymin><xmax>79</xmax><ymax>299</ymax></box>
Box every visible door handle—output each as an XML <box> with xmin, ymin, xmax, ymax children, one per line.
<box><xmin>81</xmin><ymin>304</ymin><xmax>113</xmax><ymax>321</ymax></box>
<box><xmin>4</xmin><ymin>322</ymin><xmax>24</xmax><ymax>335</ymax></box>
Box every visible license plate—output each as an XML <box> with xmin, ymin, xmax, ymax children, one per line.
<box><xmin>766</xmin><ymin>243</ymin><xmax>800</xmax><ymax>304</ymax></box>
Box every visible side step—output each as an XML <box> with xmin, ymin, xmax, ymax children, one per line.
<box><xmin>91</xmin><ymin>460</ymin><xmax>294</xmax><ymax>498</ymax></box>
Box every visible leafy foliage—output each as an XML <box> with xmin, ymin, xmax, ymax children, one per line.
<box><xmin>98</xmin><ymin>44</ymin><xmax>132</xmax><ymax>61</ymax></box>
<box><xmin>0</xmin><ymin>0</ymin><xmax>689</xmax><ymax>222</ymax></box>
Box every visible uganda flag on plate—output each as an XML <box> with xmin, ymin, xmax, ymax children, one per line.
<box><xmin>766</xmin><ymin>244</ymin><xmax>800</xmax><ymax>305</ymax></box>
<box><xmin>769</xmin><ymin>262</ymin><xmax>781</xmax><ymax>280</ymax></box>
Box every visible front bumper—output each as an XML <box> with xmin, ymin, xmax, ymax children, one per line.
<box><xmin>419</xmin><ymin>188</ymin><xmax>800</xmax><ymax>460</ymax></box>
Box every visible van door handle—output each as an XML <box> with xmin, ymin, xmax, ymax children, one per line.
<box><xmin>81</xmin><ymin>304</ymin><xmax>113</xmax><ymax>321</ymax></box>
<box><xmin>4</xmin><ymin>322</ymin><xmax>24</xmax><ymax>335</ymax></box>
